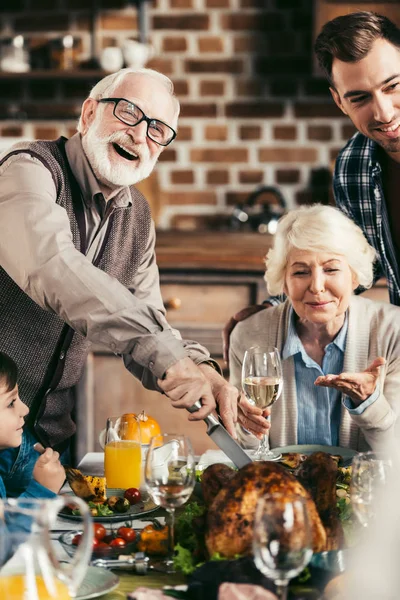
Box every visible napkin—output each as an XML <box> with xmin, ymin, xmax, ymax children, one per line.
<box><xmin>218</xmin><ymin>583</ymin><xmax>278</xmax><ymax>600</ymax></box>
<box><xmin>197</xmin><ymin>449</ymin><xmax>236</xmax><ymax>471</ymax></box>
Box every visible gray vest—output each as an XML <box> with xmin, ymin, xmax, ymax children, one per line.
<box><xmin>0</xmin><ymin>137</ymin><xmax>151</xmax><ymax>448</ymax></box>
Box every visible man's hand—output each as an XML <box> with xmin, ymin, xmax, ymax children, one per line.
<box><xmin>237</xmin><ymin>394</ymin><xmax>271</xmax><ymax>439</ymax></box>
<box><xmin>33</xmin><ymin>447</ymin><xmax>66</xmax><ymax>494</ymax></box>
<box><xmin>198</xmin><ymin>363</ymin><xmax>239</xmax><ymax>438</ymax></box>
<box><xmin>314</xmin><ymin>357</ymin><xmax>386</xmax><ymax>406</ymax></box>
<box><xmin>158</xmin><ymin>357</ymin><xmax>216</xmax><ymax>420</ymax></box>
<box><xmin>222</xmin><ymin>304</ymin><xmax>271</xmax><ymax>365</ymax></box>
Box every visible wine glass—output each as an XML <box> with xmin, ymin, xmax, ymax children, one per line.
<box><xmin>350</xmin><ymin>451</ymin><xmax>392</xmax><ymax>528</ymax></box>
<box><xmin>253</xmin><ymin>493</ymin><xmax>313</xmax><ymax>600</ymax></box>
<box><xmin>144</xmin><ymin>433</ymin><xmax>196</xmax><ymax>573</ymax></box>
<box><xmin>242</xmin><ymin>345</ymin><xmax>283</xmax><ymax>460</ymax></box>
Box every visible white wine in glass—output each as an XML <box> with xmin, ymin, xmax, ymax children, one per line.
<box><xmin>242</xmin><ymin>346</ymin><xmax>283</xmax><ymax>460</ymax></box>
<box><xmin>145</xmin><ymin>433</ymin><xmax>195</xmax><ymax>572</ymax></box>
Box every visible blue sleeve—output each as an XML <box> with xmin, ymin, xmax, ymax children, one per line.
<box><xmin>0</xmin><ymin>475</ymin><xmax>6</xmax><ymax>499</ymax></box>
<box><xmin>342</xmin><ymin>385</ymin><xmax>380</xmax><ymax>415</ymax></box>
<box><xmin>19</xmin><ymin>479</ymin><xmax>57</xmax><ymax>500</ymax></box>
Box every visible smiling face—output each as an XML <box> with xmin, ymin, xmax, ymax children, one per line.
<box><xmin>330</xmin><ymin>38</ymin><xmax>400</xmax><ymax>159</ymax></box>
<box><xmin>284</xmin><ymin>250</ymin><xmax>358</xmax><ymax>327</ymax></box>
<box><xmin>0</xmin><ymin>382</ymin><xmax>28</xmax><ymax>449</ymax></box>
<box><xmin>81</xmin><ymin>73</ymin><xmax>177</xmax><ymax>188</ymax></box>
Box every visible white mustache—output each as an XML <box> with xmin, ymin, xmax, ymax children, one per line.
<box><xmin>106</xmin><ymin>132</ymin><xmax>150</xmax><ymax>162</ymax></box>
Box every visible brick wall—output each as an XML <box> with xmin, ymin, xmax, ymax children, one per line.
<box><xmin>0</xmin><ymin>0</ymin><xmax>356</xmax><ymax>229</ymax></box>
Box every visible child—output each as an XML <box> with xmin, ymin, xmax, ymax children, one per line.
<box><xmin>0</xmin><ymin>351</ymin><xmax>65</xmax><ymax>499</ymax></box>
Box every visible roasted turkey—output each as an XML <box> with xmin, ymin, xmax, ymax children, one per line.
<box><xmin>204</xmin><ymin>460</ymin><xmax>327</xmax><ymax>558</ymax></box>
<box><xmin>296</xmin><ymin>451</ymin><xmax>344</xmax><ymax>551</ymax></box>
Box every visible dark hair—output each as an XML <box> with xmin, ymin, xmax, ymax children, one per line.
<box><xmin>315</xmin><ymin>11</ymin><xmax>400</xmax><ymax>86</ymax></box>
<box><xmin>0</xmin><ymin>351</ymin><xmax>18</xmax><ymax>393</ymax></box>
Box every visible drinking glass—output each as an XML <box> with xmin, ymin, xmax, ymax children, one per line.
<box><xmin>253</xmin><ymin>493</ymin><xmax>313</xmax><ymax>600</ymax></box>
<box><xmin>242</xmin><ymin>345</ymin><xmax>283</xmax><ymax>460</ymax></box>
<box><xmin>104</xmin><ymin>414</ymin><xmax>142</xmax><ymax>491</ymax></box>
<box><xmin>0</xmin><ymin>497</ymin><xmax>92</xmax><ymax>599</ymax></box>
<box><xmin>350</xmin><ymin>451</ymin><xmax>392</xmax><ymax>528</ymax></box>
<box><xmin>144</xmin><ymin>434</ymin><xmax>196</xmax><ymax>572</ymax></box>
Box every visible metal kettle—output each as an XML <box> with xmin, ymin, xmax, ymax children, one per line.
<box><xmin>230</xmin><ymin>185</ymin><xmax>287</xmax><ymax>234</ymax></box>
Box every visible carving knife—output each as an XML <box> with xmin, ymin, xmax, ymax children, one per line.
<box><xmin>187</xmin><ymin>401</ymin><xmax>252</xmax><ymax>468</ymax></box>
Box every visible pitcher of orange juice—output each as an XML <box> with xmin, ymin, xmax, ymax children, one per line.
<box><xmin>104</xmin><ymin>414</ymin><xmax>142</xmax><ymax>490</ymax></box>
<box><xmin>0</xmin><ymin>496</ymin><xmax>92</xmax><ymax>599</ymax></box>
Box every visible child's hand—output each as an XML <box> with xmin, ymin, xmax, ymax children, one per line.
<box><xmin>33</xmin><ymin>447</ymin><xmax>65</xmax><ymax>494</ymax></box>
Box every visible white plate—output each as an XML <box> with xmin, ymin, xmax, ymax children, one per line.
<box><xmin>77</xmin><ymin>566</ymin><xmax>119</xmax><ymax>600</ymax></box>
<box><xmin>275</xmin><ymin>444</ymin><xmax>357</xmax><ymax>461</ymax></box>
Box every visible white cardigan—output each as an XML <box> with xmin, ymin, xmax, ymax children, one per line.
<box><xmin>229</xmin><ymin>296</ymin><xmax>400</xmax><ymax>452</ymax></box>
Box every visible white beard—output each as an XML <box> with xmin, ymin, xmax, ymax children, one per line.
<box><xmin>82</xmin><ymin>118</ymin><xmax>158</xmax><ymax>188</ymax></box>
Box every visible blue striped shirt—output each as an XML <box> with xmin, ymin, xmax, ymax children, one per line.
<box><xmin>282</xmin><ymin>308</ymin><xmax>347</xmax><ymax>446</ymax></box>
<box><xmin>282</xmin><ymin>307</ymin><xmax>379</xmax><ymax>445</ymax></box>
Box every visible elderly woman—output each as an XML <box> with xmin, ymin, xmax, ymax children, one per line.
<box><xmin>229</xmin><ymin>205</ymin><xmax>400</xmax><ymax>452</ymax></box>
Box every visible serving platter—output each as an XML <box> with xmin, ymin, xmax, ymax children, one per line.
<box><xmin>59</xmin><ymin>496</ymin><xmax>159</xmax><ymax>523</ymax></box>
<box><xmin>276</xmin><ymin>444</ymin><xmax>357</xmax><ymax>462</ymax></box>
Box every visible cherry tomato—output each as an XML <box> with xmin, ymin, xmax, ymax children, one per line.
<box><xmin>117</xmin><ymin>526</ymin><xmax>136</xmax><ymax>543</ymax></box>
<box><xmin>92</xmin><ymin>538</ymin><xmax>100</xmax><ymax>549</ymax></box>
<box><xmin>72</xmin><ymin>533</ymin><xmax>82</xmax><ymax>546</ymax></box>
<box><xmin>109</xmin><ymin>537</ymin><xmax>126</xmax><ymax>548</ymax></box>
<box><xmin>124</xmin><ymin>488</ymin><xmax>142</xmax><ymax>505</ymax></box>
<box><xmin>95</xmin><ymin>541</ymin><xmax>110</xmax><ymax>554</ymax></box>
<box><xmin>93</xmin><ymin>523</ymin><xmax>107</xmax><ymax>541</ymax></box>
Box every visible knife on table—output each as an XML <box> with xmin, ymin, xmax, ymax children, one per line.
<box><xmin>187</xmin><ymin>400</ymin><xmax>252</xmax><ymax>469</ymax></box>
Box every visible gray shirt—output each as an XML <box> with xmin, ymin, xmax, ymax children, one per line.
<box><xmin>0</xmin><ymin>133</ymin><xmax>211</xmax><ymax>384</ymax></box>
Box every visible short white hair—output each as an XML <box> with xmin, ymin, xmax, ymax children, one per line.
<box><xmin>265</xmin><ymin>204</ymin><xmax>377</xmax><ymax>295</ymax></box>
<box><xmin>77</xmin><ymin>67</ymin><xmax>180</xmax><ymax>133</ymax></box>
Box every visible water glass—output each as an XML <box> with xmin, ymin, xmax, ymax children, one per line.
<box><xmin>253</xmin><ymin>493</ymin><xmax>313</xmax><ymax>600</ymax></box>
<box><xmin>144</xmin><ymin>434</ymin><xmax>195</xmax><ymax>572</ymax></box>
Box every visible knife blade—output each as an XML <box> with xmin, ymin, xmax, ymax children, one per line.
<box><xmin>187</xmin><ymin>401</ymin><xmax>252</xmax><ymax>469</ymax></box>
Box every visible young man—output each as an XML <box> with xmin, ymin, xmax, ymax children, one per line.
<box><xmin>223</xmin><ymin>11</ymin><xmax>400</xmax><ymax>362</ymax></box>
<box><xmin>315</xmin><ymin>10</ymin><xmax>400</xmax><ymax>307</ymax></box>
<box><xmin>0</xmin><ymin>68</ymin><xmax>238</xmax><ymax>493</ymax></box>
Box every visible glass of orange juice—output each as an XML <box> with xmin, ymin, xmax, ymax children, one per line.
<box><xmin>0</xmin><ymin>496</ymin><xmax>92</xmax><ymax>599</ymax></box>
<box><xmin>104</xmin><ymin>414</ymin><xmax>142</xmax><ymax>490</ymax></box>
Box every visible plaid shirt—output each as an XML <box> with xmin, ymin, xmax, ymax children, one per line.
<box><xmin>334</xmin><ymin>132</ymin><xmax>400</xmax><ymax>306</ymax></box>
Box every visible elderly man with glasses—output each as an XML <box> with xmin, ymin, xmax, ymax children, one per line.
<box><xmin>0</xmin><ymin>68</ymin><xmax>238</xmax><ymax>496</ymax></box>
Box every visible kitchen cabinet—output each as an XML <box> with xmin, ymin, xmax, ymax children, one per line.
<box><xmin>75</xmin><ymin>231</ymin><xmax>389</xmax><ymax>460</ymax></box>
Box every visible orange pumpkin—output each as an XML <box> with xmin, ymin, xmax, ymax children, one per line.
<box><xmin>121</xmin><ymin>411</ymin><xmax>161</xmax><ymax>444</ymax></box>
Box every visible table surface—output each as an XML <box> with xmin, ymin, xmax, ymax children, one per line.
<box><xmin>55</xmin><ymin>453</ymin><xmax>186</xmax><ymax>599</ymax></box>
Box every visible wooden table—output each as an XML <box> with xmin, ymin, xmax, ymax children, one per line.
<box><xmin>98</xmin><ymin>571</ymin><xmax>186</xmax><ymax>599</ymax></box>
<box><xmin>67</xmin><ymin>453</ymin><xmax>188</xmax><ymax>598</ymax></box>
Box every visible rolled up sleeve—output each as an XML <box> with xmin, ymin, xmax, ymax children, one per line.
<box><xmin>0</xmin><ymin>154</ymin><xmax>188</xmax><ymax>378</ymax></box>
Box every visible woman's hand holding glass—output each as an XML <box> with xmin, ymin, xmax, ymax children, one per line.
<box><xmin>241</xmin><ymin>346</ymin><xmax>283</xmax><ymax>461</ymax></box>
<box><xmin>144</xmin><ymin>433</ymin><xmax>195</xmax><ymax>573</ymax></box>
<box><xmin>237</xmin><ymin>394</ymin><xmax>271</xmax><ymax>439</ymax></box>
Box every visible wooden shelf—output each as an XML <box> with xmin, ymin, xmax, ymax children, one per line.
<box><xmin>0</xmin><ymin>70</ymin><xmax>106</xmax><ymax>80</ymax></box>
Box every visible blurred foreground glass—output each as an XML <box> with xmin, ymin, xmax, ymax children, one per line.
<box><xmin>145</xmin><ymin>434</ymin><xmax>195</xmax><ymax>572</ymax></box>
<box><xmin>253</xmin><ymin>493</ymin><xmax>313</xmax><ymax>600</ymax></box>
<box><xmin>350</xmin><ymin>451</ymin><xmax>392</xmax><ymax>528</ymax></box>
<box><xmin>0</xmin><ymin>497</ymin><xmax>92</xmax><ymax>599</ymax></box>
<box><xmin>104</xmin><ymin>414</ymin><xmax>142</xmax><ymax>490</ymax></box>
<box><xmin>242</xmin><ymin>346</ymin><xmax>283</xmax><ymax>460</ymax></box>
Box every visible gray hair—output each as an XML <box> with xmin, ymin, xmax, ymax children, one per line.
<box><xmin>77</xmin><ymin>67</ymin><xmax>180</xmax><ymax>133</ymax></box>
<box><xmin>265</xmin><ymin>204</ymin><xmax>377</xmax><ymax>295</ymax></box>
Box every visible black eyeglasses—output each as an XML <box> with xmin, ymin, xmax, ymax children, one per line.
<box><xmin>98</xmin><ymin>97</ymin><xmax>177</xmax><ymax>147</ymax></box>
